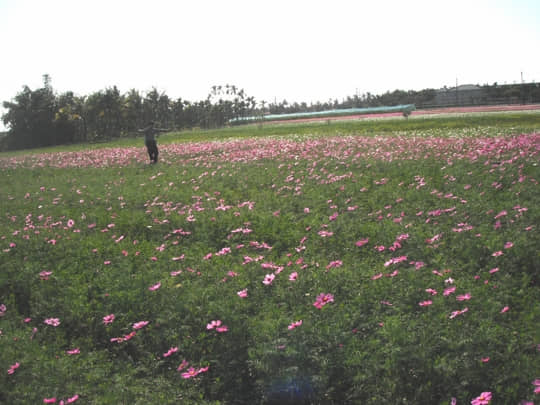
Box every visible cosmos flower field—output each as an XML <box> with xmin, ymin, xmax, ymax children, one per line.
<box><xmin>1</xmin><ymin>119</ymin><xmax>539</xmax><ymax>404</ymax></box>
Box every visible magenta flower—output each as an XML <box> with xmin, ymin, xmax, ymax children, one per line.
<box><xmin>491</xmin><ymin>251</ymin><xmax>503</xmax><ymax>257</ymax></box>
<box><xmin>289</xmin><ymin>272</ymin><xmax>298</xmax><ymax>281</ymax></box>
<box><xmin>207</xmin><ymin>320</ymin><xmax>222</xmax><ymax>330</ymax></box>
<box><xmin>313</xmin><ymin>293</ymin><xmax>334</xmax><ymax>309</ymax></box>
<box><xmin>207</xmin><ymin>320</ymin><xmax>228</xmax><ymax>332</ymax></box>
<box><xmin>43</xmin><ymin>398</ymin><xmax>57</xmax><ymax>404</ymax></box>
<box><xmin>103</xmin><ymin>314</ymin><xmax>115</xmax><ymax>325</ymax></box>
<box><xmin>533</xmin><ymin>378</ymin><xmax>540</xmax><ymax>394</ymax></box>
<box><xmin>500</xmin><ymin>306</ymin><xmax>509</xmax><ymax>313</ymax></box>
<box><xmin>326</xmin><ymin>260</ymin><xmax>343</xmax><ymax>270</ymax></box>
<box><xmin>457</xmin><ymin>293</ymin><xmax>472</xmax><ymax>301</ymax></box>
<box><xmin>355</xmin><ymin>238</ymin><xmax>369</xmax><ymax>247</ymax></box>
<box><xmin>449</xmin><ymin>307</ymin><xmax>469</xmax><ymax>319</ymax></box>
<box><xmin>39</xmin><ymin>271</ymin><xmax>53</xmax><ymax>280</ymax></box>
<box><xmin>132</xmin><ymin>320</ymin><xmax>149</xmax><ymax>330</ymax></box>
<box><xmin>163</xmin><ymin>346</ymin><xmax>178</xmax><ymax>357</ymax></box>
<box><xmin>419</xmin><ymin>300</ymin><xmax>433</xmax><ymax>307</ymax></box>
<box><xmin>237</xmin><ymin>288</ymin><xmax>248</xmax><ymax>298</ymax></box>
<box><xmin>66</xmin><ymin>348</ymin><xmax>80</xmax><ymax>355</ymax></box>
<box><xmin>181</xmin><ymin>367</ymin><xmax>198</xmax><ymax>379</ymax></box>
<box><xmin>262</xmin><ymin>273</ymin><xmax>275</xmax><ymax>285</ymax></box>
<box><xmin>504</xmin><ymin>241</ymin><xmax>513</xmax><ymax>249</ymax></box>
<box><xmin>44</xmin><ymin>318</ymin><xmax>60</xmax><ymax>327</ymax></box>
<box><xmin>371</xmin><ymin>273</ymin><xmax>383</xmax><ymax>280</ymax></box>
<box><xmin>110</xmin><ymin>331</ymin><xmax>136</xmax><ymax>343</ymax></box>
<box><xmin>471</xmin><ymin>391</ymin><xmax>492</xmax><ymax>405</ymax></box>
<box><xmin>177</xmin><ymin>360</ymin><xmax>189</xmax><ymax>371</ymax></box>
<box><xmin>181</xmin><ymin>365</ymin><xmax>209</xmax><ymax>379</ymax></box>
<box><xmin>443</xmin><ymin>286</ymin><xmax>456</xmax><ymax>296</ymax></box>
<box><xmin>7</xmin><ymin>362</ymin><xmax>20</xmax><ymax>375</ymax></box>
<box><xmin>65</xmin><ymin>394</ymin><xmax>79</xmax><ymax>403</ymax></box>
<box><xmin>148</xmin><ymin>282</ymin><xmax>161</xmax><ymax>291</ymax></box>
<box><xmin>288</xmin><ymin>320</ymin><xmax>303</xmax><ymax>330</ymax></box>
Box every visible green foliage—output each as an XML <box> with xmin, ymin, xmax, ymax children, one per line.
<box><xmin>0</xmin><ymin>117</ymin><xmax>539</xmax><ymax>403</ymax></box>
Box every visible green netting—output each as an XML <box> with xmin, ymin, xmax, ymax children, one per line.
<box><xmin>229</xmin><ymin>104</ymin><xmax>415</xmax><ymax>124</ymax></box>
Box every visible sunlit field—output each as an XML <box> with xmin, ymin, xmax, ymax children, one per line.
<box><xmin>1</xmin><ymin>113</ymin><xmax>539</xmax><ymax>404</ymax></box>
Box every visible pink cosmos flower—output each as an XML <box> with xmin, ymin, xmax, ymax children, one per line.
<box><xmin>313</xmin><ymin>293</ymin><xmax>334</xmax><ymax>309</ymax></box>
<box><xmin>318</xmin><ymin>230</ymin><xmax>333</xmax><ymax>237</ymax></box>
<box><xmin>44</xmin><ymin>318</ymin><xmax>60</xmax><ymax>327</ymax></box>
<box><xmin>457</xmin><ymin>293</ymin><xmax>472</xmax><ymax>301</ymax></box>
<box><xmin>263</xmin><ymin>273</ymin><xmax>275</xmax><ymax>285</ymax></box>
<box><xmin>216</xmin><ymin>325</ymin><xmax>228</xmax><ymax>333</ymax></box>
<box><xmin>177</xmin><ymin>360</ymin><xmax>189</xmax><ymax>371</ymax></box>
<box><xmin>489</xmin><ymin>267</ymin><xmax>499</xmax><ymax>274</ymax></box>
<box><xmin>66</xmin><ymin>348</ymin><xmax>80</xmax><ymax>355</ymax></box>
<box><xmin>500</xmin><ymin>306</ymin><xmax>509</xmax><ymax>313</ymax></box>
<box><xmin>326</xmin><ymin>260</ymin><xmax>343</xmax><ymax>269</ymax></box>
<box><xmin>237</xmin><ymin>288</ymin><xmax>248</xmax><ymax>298</ymax></box>
<box><xmin>444</xmin><ymin>286</ymin><xmax>456</xmax><ymax>296</ymax></box>
<box><xmin>289</xmin><ymin>272</ymin><xmax>298</xmax><ymax>281</ymax></box>
<box><xmin>163</xmin><ymin>347</ymin><xmax>178</xmax><ymax>357</ymax></box>
<box><xmin>110</xmin><ymin>331</ymin><xmax>136</xmax><ymax>343</ymax></box>
<box><xmin>425</xmin><ymin>288</ymin><xmax>438</xmax><ymax>295</ymax></box>
<box><xmin>491</xmin><ymin>251</ymin><xmax>503</xmax><ymax>257</ymax></box>
<box><xmin>355</xmin><ymin>238</ymin><xmax>369</xmax><ymax>247</ymax></box>
<box><xmin>419</xmin><ymin>300</ymin><xmax>433</xmax><ymax>307</ymax></box>
<box><xmin>7</xmin><ymin>362</ymin><xmax>20</xmax><ymax>375</ymax></box>
<box><xmin>181</xmin><ymin>367</ymin><xmax>199</xmax><ymax>379</ymax></box>
<box><xmin>64</xmin><ymin>394</ymin><xmax>79</xmax><ymax>403</ymax></box>
<box><xmin>148</xmin><ymin>282</ymin><xmax>161</xmax><ymax>291</ymax></box>
<box><xmin>288</xmin><ymin>320</ymin><xmax>303</xmax><ymax>330</ymax></box>
<box><xmin>43</xmin><ymin>398</ymin><xmax>57</xmax><ymax>404</ymax></box>
<box><xmin>504</xmin><ymin>241</ymin><xmax>513</xmax><ymax>249</ymax></box>
<box><xmin>449</xmin><ymin>307</ymin><xmax>469</xmax><ymax>319</ymax></box>
<box><xmin>103</xmin><ymin>314</ymin><xmax>115</xmax><ymax>325</ymax></box>
<box><xmin>533</xmin><ymin>378</ymin><xmax>540</xmax><ymax>394</ymax></box>
<box><xmin>481</xmin><ymin>357</ymin><xmax>490</xmax><ymax>363</ymax></box>
<box><xmin>471</xmin><ymin>391</ymin><xmax>492</xmax><ymax>405</ymax></box>
<box><xmin>371</xmin><ymin>273</ymin><xmax>383</xmax><ymax>280</ymax></box>
<box><xmin>39</xmin><ymin>271</ymin><xmax>53</xmax><ymax>280</ymax></box>
<box><xmin>384</xmin><ymin>255</ymin><xmax>407</xmax><ymax>267</ymax></box>
<box><xmin>207</xmin><ymin>320</ymin><xmax>223</xmax><ymax>330</ymax></box>
<box><xmin>132</xmin><ymin>321</ymin><xmax>149</xmax><ymax>330</ymax></box>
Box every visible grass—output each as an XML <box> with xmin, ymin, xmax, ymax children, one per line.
<box><xmin>0</xmin><ymin>112</ymin><xmax>539</xmax><ymax>404</ymax></box>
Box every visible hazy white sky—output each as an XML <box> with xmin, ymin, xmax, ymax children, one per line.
<box><xmin>1</xmin><ymin>0</ymin><xmax>539</xmax><ymax>123</ymax></box>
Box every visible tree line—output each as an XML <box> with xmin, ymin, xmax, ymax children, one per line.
<box><xmin>2</xmin><ymin>75</ymin><xmax>539</xmax><ymax>151</ymax></box>
<box><xmin>1</xmin><ymin>76</ymin><xmax>260</xmax><ymax>150</ymax></box>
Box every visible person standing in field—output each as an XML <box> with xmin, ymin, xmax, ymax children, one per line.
<box><xmin>138</xmin><ymin>121</ymin><xmax>168</xmax><ymax>164</ymax></box>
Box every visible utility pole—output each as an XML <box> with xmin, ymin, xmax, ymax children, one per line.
<box><xmin>456</xmin><ymin>77</ymin><xmax>459</xmax><ymax>106</ymax></box>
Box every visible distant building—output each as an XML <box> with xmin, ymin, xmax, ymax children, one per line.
<box><xmin>433</xmin><ymin>84</ymin><xmax>484</xmax><ymax>107</ymax></box>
